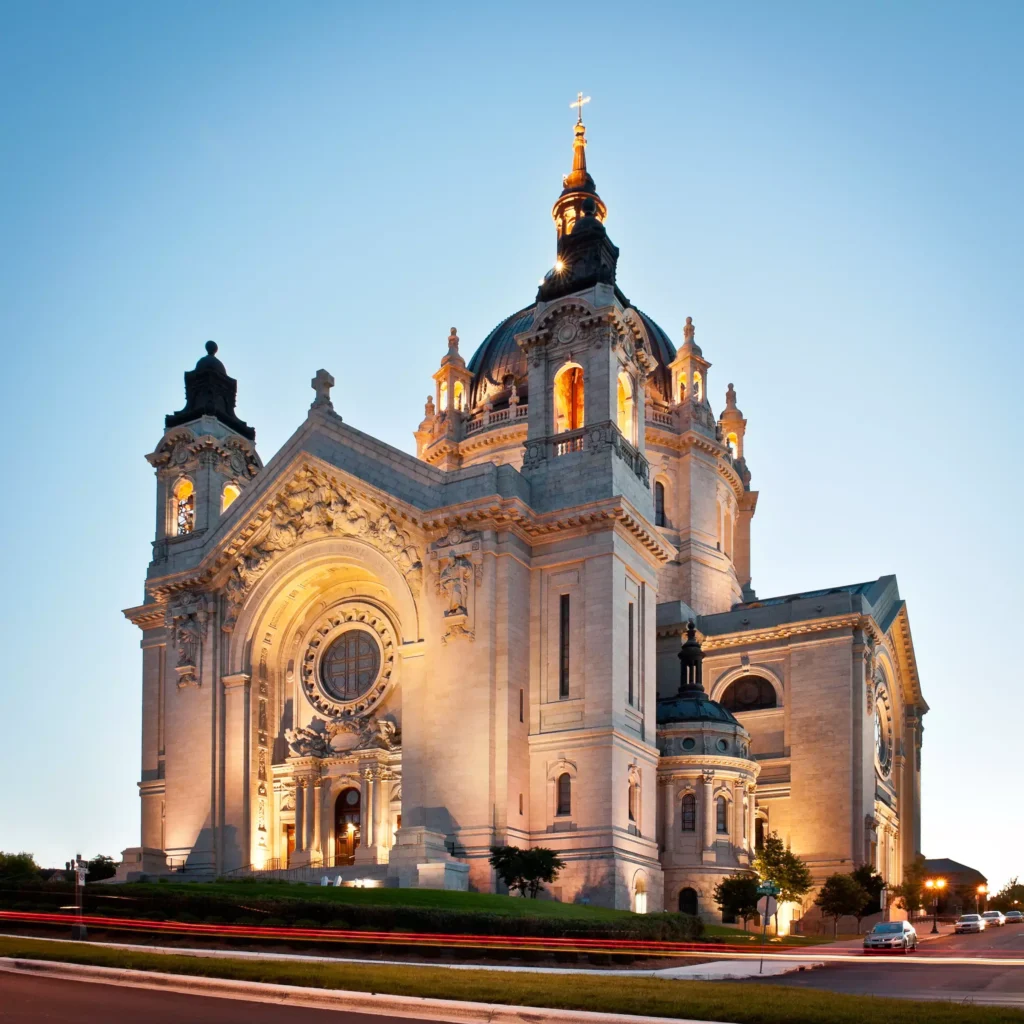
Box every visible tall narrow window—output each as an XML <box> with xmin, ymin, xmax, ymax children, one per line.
<box><xmin>439</xmin><ymin>381</ymin><xmax>449</xmax><ymax>412</ymax></box>
<box><xmin>519</xmin><ymin>793</ymin><xmax>524</xmax><ymax>815</ymax></box>
<box><xmin>173</xmin><ymin>479</ymin><xmax>195</xmax><ymax>536</ymax></box>
<box><xmin>556</xmin><ymin>773</ymin><xmax>571</xmax><ymax>816</ymax></box>
<box><xmin>221</xmin><ymin>482</ymin><xmax>241</xmax><ymax>513</ymax></box>
<box><xmin>627</xmin><ymin>602</ymin><xmax>635</xmax><ymax>706</ymax></box>
<box><xmin>559</xmin><ymin>595</ymin><xmax>570</xmax><ymax>698</ymax></box>
<box><xmin>519</xmin><ymin>688</ymin><xmax>524</xmax><ymax>723</ymax></box>
<box><xmin>716</xmin><ymin>796</ymin><xmax>728</xmax><ymax>834</ymax></box>
<box><xmin>616</xmin><ymin>372</ymin><xmax>635</xmax><ymax>444</ymax></box>
<box><xmin>453</xmin><ymin>380</ymin><xmax>465</xmax><ymax>411</ymax></box>
<box><xmin>693</xmin><ymin>371</ymin><xmax>703</xmax><ymax>403</ymax></box>
<box><xmin>755</xmin><ymin>817</ymin><xmax>766</xmax><ymax>850</ymax></box>
<box><xmin>681</xmin><ymin>793</ymin><xmax>696</xmax><ymax>832</ymax></box>
<box><xmin>654</xmin><ymin>482</ymin><xmax>666</xmax><ymax>527</ymax></box>
<box><xmin>553</xmin><ymin>364</ymin><xmax>584</xmax><ymax>433</ymax></box>
<box><xmin>628</xmin><ymin>781</ymin><xmax>636</xmax><ymax>822</ymax></box>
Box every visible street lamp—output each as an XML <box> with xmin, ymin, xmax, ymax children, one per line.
<box><xmin>925</xmin><ymin>878</ymin><xmax>947</xmax><ymax>934</ymax></box>
<box><xmin>977</xmin><ymin>884</ymin><xmax>988</xmax><ymax>914</ymax></box>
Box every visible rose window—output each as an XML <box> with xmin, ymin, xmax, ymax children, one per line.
<box><xmin>320</xmin><ymin>629</ymin><xmax>381</xmax><ymax>703</ymax></box>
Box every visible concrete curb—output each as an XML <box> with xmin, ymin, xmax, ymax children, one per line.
<box><xmin>0</xmin><ymin>957</ymin><xmax>737</xmax><ymax>1024</ymax></box>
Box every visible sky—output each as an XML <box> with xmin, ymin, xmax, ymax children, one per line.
<box><xmin>0</xmin><ymin>2</ymin><xmax>1021</xmax><ymax>889</ymax></box>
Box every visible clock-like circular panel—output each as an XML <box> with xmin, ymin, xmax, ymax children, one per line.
<box><xmin>320</xmin><ymin>629</ymin><xmax>381</xmax><ymax>703</ymax></box>
<box><xmin>874</xmin><ymin>685</ymin><xmax>894</xmax><ymax>778</ymax></box>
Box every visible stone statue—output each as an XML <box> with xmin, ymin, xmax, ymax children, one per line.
<box><xmin>439</xmin><ymin>554</ymin><xmax>472</xmax><ymax>616</ymax></box>
<box><xmin>285</xmin><ymin>717</ymin><xmax>332</xmax><ymax>758</ymax></box>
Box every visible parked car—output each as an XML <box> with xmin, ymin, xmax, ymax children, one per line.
<box><xmin>955</xmin><ymin>914</ymin><xmax>987</xmax><ymax>934</ymax></box>
<box><xmin>983</xmin><ymin>911</ymin><xmax>1007</xmax><ymax>927</ymax></box>
<box><xmin>863</xmin><ymin>920</ymin><xmax>918</xmax><ymax>952</ymax></box>
<box><xmin>1005</xmin><ymin>910</ymin><xmax>1023</xmax><ymax>924</ymax></box>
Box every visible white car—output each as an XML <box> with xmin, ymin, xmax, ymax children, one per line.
<box><xmin>1005</xmin><ymin>910</ymin><xmax>1023</xmax><ymax>924</ymax></box>
<box><xmin>955</xmin><ymin>914</ymin><xmax>986</xmax><ymax>934</ymax></box>
<box><xmin>983</xmin><ymin>911</ymin><xmax>1007</xmax><ymax>927</ymax></box>
<box><xmin>863</xmin><ymin>920</ymin><xmax>918</xmax><ymax>952</ymax></box>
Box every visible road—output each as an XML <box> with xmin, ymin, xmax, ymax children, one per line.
<box><xmin>0</xmin><ymin>972</ymin><xmax>454</xmax><ymax>1023</ymax></box>
<box><xmin>748</xmin><ymin>921</ymin><xmax>1024</xmax><ymax>1006</ymax></box>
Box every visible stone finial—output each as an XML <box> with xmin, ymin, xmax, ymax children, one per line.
<box><xmin>311</xmin><ymin>369</ymin><xmax>335</xmax><ymax>411</ymax></box>
<box><xmin>425</xmin><ymin>395</ymin><xmax>436</xmax><ymax>417</ymax></box>
<box><xmin>683</xmin><ymin>316</ymin><xmax>695</xmax><ymax>344</ymax></box>
<box><xmin>509</xmin><ymin>381</ymin><xmax>520</xmax><ymax>406</ymax></box>
<box><xmin>726</xmin><ymin>383</ymin><xmax>737</xmax><ymax>409</ymax></box>
<box><xmin>448</xmin><ymin>327</ymin><xmax>460</xmax><ymax>353</ymax></box>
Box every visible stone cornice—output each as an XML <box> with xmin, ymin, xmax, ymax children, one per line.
<box><xmin>658</xmin><ymin>754</ymin><xmax>761</xmax><ymax>777</ymax></box>
<box><xmin>646</xmin><ymin>425</ymin><xmax>747</xmax><ymax>501</ymax></box>
<box><xmin>123</xmin><ymin>602</ymin><xmax>167</xmax><ymax>630</ymax></box>
<box><xmin>661</xmin><ymin>613</ymin><xmax>876</xmax><ymax>648</ymax></box>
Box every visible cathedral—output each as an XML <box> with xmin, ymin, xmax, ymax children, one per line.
<box><xmin>118</xmin><ymin>105</ymin><xmax>927</xmax><ymax>927</ymax></box>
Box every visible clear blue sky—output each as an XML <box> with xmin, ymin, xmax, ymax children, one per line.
<box><xmin>1</xmin><ymin>2</ymin><xmax>1021</xmax><ymax>889</ymax></box>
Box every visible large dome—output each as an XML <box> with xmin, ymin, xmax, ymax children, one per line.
<box><xmin>466</xmin><ymin>304</ymin><xmax>677</xmax><ymax>409</ymax></box>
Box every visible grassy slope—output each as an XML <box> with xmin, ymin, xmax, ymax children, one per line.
<box><xmin>0</xmin><ymin>936</ymin><xmax>1020</xmax><ymax>1024</ymax></box>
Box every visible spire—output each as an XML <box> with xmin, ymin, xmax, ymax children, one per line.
<box><xmin>678</xmin><ymin>620</ymin><xmax>706</xmax><ymax>695</ymax></box>
<box><xmin>165</xmin><ymin>341</ymin><xmax>255</xmax><ymax>440</ymax></box>
<box><xmin>551</xmin><ymin>92</ymin><xmax>607</xmax><ymax>245</ymax></box>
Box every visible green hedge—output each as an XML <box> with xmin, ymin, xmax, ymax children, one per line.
<box><xmin>0</xmin><ymin>881</ymin><xmax>703</xmax><ymax>942</ymax></box>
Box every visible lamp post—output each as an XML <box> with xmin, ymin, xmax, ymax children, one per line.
<box><xmin>64</xmin><ymin>854</ymin><xmax>88</xmax><ymax>941</ymax></box>
<box><xmin>977</xmin><ymin>884</ymin><xmax>988</xmax><ymax>914</ymax></box>
<box><xmin>925</xmin><ymin>877</ymin><xmax>946</xmax><ymax>934</ymax></box>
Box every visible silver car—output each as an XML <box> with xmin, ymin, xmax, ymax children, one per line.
<box><xmin>1005</xmin><ymin>910</ymin><xmax>1023</xmax><ymax>924</ymax></box>
<box><xmin>955</xmin><ymin>914</ymin><xmax>986</xmax><ymax>933</ymax></box>
<box><xmin>863</xmin><ymin>920</ymin><xmax>918</xmax><ymax>952</ymax></box>
<box><xmin>983</xmin><ymin>911</ymin><xmax>1007</xmax><ymax>927</ymax></box>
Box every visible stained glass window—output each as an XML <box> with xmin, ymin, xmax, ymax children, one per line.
<box><xmin>174</xmin><ymin>479</ymin><xmax>195</xmax><ymax>536</ymax></box>
<box><xmin>321</xmin><ymin>630</ymin><xmax>380</xmax><ymax>703</ymax></box>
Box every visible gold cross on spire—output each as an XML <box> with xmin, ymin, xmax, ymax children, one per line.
<box><xmin>570</xmin><ymin>92</ymin><xmax>591</xmax><ymax>125</ymax></box>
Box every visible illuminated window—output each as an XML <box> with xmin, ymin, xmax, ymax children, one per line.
<box><xmin>173</xmin><ymin>478</ymin><xmax>195</xmax><ymax>536</ymax></box>
<box><xmin>453</xmin><ymin>380</ymin><xmax>465</xmax><ymax>412</ymax></box>
<box><xmin>681</xmin><ymin>793</ymin><xmax>696</xmax><ymax>832</ymax></box>
<box><xmin>556</xmin><ymin>772</ymin><xmax>571</xmax><ymax>816</ymax></box>
<box><xmin>726</xmin><ymin>432</ymin><xmax>739</xmax><ymax>458</ymax></box>
<box><xmin>221</xmin><ymin>482</ymin><xmax>241</xmax><ymax>513</ymax></box>
<box><xmin>564</xmin><ymin>208</ymin><xmax>576</xmax><ymax>234</ymax></box>
<box><xmin>553</xmin><ymin>363</ymin><xmax>584</xmax><ymax>433</ymax></box>
<box><xmin>693</xmin><ymin>371</ymin><xmax>703</xmax><ymax>403</ymax></box>
<box><xmin>717</xmin><ymin>796</ymin><xmax>728</xmax><ymax>834</ymax></box>
<box><xmin>555</xmin><ymin>215</ymin><xmax>563</xmax><ymax>238</ymax></box>
<box><xmin>655</xmin><ymin>482</ymin><xmax>666</xmax><ymax>527</ymax></box>
<box><xmin>439</xmin><ymin>381</ymin><xmax>448</xmax><ymax>412</ymax></box>
<box><xmin>679</xmin><ymin>379</ymin><xmax>686</xmax><ymax>402</ymax></box>
<box><xmin>634</xmin><ymin>875</ymin><xmax>648</xmax><ymax>914</ymax></box>
<box><xmin>616</xmin><ymin>372</ymin><xmax>635</xmax><ymax>444</ymax></box>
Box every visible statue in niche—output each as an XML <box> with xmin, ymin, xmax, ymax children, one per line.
<box><xmin>439</xmin><ymin>554</ymin><xmax>472</xmax><ymax>617</ymax></box>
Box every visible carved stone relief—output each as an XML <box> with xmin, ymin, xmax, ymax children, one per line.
<box><xmin>430</xmin><ymin>527</ymin><xmax>482</xmax><ymax>643</ymax></box>
<box><xmin>166</xmin><ymin>591</ymin><xmax>212</xmax><ymax>689</ymax></box>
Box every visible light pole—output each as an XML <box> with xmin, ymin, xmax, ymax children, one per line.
<box><xmin>925</xmin><ymin>877</ymin><xmax>946</xmax><ymax>934</ymax></box>
<box><xmin>64</xmin><ymin>854</ymin><xmax>88</xmax><ymax>941</ymax></box>
<box><xmin>976</xmin><ymin>885</ymin><xmax>987</xmax><ymax>914</ymax></box>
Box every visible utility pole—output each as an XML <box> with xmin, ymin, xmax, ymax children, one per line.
<box><xmin>65</xmin><ymin>854</ymin><xmax>88</xmax><ymax>940</ymax></box>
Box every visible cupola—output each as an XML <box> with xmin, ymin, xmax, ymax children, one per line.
<box><xmin>165</xmin><ymin>340</ymin><xmax>255</xmax><ymax>441</ymax></box>
<box><xmin>668</xmin><ymin>318</ymin><xmax>711</xmax><ymax>408</ymax></box>
<box><xmin>719</xmin><ymin>383</ymin><xmax>747</xmax><ymax>460</ymax></box>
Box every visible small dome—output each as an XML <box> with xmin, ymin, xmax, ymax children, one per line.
<box><xmin>466</xmin><ymin>305</ymin><xmax>676</xmax><ymax>409</ymax></box>
<box><xmin>195</xmin><ymin>339</ymin><xmax>226</xmax><ymax>374</ymax></box>
<box><xmin>657</xmin><ymin>690</ymin><xmax>741</xmax><ymax>726</ymax></box>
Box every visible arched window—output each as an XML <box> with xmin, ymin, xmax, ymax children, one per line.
<box><xmin>693</xmin><ymin>371</ymin><xmax>703</xmax><ymax>403</ymax></box>
<box><xmin>724</xmin><ymin>511</ymin><xmax>733</xmax><ymax>558</ymax></box>
<box><xmin>726</xmin><ymin>432</ymin><xmax>739</xmax><ymax>458</ymax></box>
<box><xmin>716</xmin><ymin>796</ymin><xmax>728</xmax><ymax>834</ymax></box>
<box><xmin>681</xmin><ymin>792</ymin><xmax>696</xmax><ymax>832</ymax></box>
<box><xmin>679</xmin><ymin>887</ymin><xmax>698</xmax><ymax>916</ymax></box>
<box><xmin>453</xmin><ymin>380</ymin><xmax>465</xmax><ymax>412</ymax></box>
<box><xmin>221</xmin><ymin>482</ymin><xmax>241</xmax><ymax>513</ymax></box>
<box><xmin>556</xmin><ymin>772</ymin><xmax>571</xmax><ymax>816</ymax></box>
<box><xmin>439</xmin><ymin>381</ymin><xmax>449</xmax><ymax>412</ymax></box>
<box><xmin>172</xmin><ymin>478</ymin><xmax>195</xmax><ymax>536</ymax></box>
<box><xmin>334</xmin><ymin>787</ymin><xmax>361</xmax><ymax>866</ymax></box>
<box><xmin>634</xmin><ymin>874</ymin><xmax>648</xmax><ymax>915</ymax></box>
<box><xmin>616</xmin><ymin>372</ymin><xmax>635</xmax><ymax>444</ymax></box>
<box><xmin>654</xmin><ymin>482</ymin><xmax>666</xmax><ymax>527</ymax></box>
<box><xmin>553</xmin><ymin>364</ymin><xmax>584</xmax><ymax>433</ymax></box>
<box><xmin>720</xmin><ymin>676</ymin><xmax>778</xmax><ymax>713</ymax></box>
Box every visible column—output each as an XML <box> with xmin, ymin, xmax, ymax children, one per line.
<box><xmin>379</xmin><ymin>770</ymin><xmax>393</xmax><ymax>851</ymax></box>
<box><xmin>295</xmin><ymin>779</ymin><xmax>306</xmax><ymax>852</ymax></box>
<box><xmin>312</xmin><ymin>777</ymin><xmax>322</xmax><ymax>861</ymax></box>
<box><xmin>731</xmin><ymin>778</ymin><xmax>744</xmax><ymax>852</ymax></box>
<box><xmin>701</xmin><ymin>770</ymin><xmax>715</xmax><ymax>861</ymax></box>
<box><xmin>746</xmin><ymin>785</ymin><xmax>757</xmax><ymax>856</ymax></box>
<box><xmin>365</xmin><ymin>771</ymin><xmax>376</xmax><ymax>848</ymax></box>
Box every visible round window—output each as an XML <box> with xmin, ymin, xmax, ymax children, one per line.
<box><xmin>716</xmin><ymin>738</ymin><xmax>728</xmax><ymax>752</ymax></box>
<box><xmin>320</xmin><ymin>629</ymin><xmax>381</xmax><ymax>703</ymax></box>
<box><xmin>682</xmin><ymin>737</ymin><xmax>696</xmax><ymax>750</ymax></box>
<box><xmin>874</xmin><ymin>691</ymin><xmax>893</xmax><ymax>777</ymax></box>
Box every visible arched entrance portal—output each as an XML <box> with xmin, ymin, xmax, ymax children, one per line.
<box><xmin>679</xmin><ymin>887</ymin><xmax>698</xmax><ymax>916</ymax></box>
<box><xmin>335</xmin><ymin>787</ymin><xmax>361</xmax><ymax>866</ymax></box>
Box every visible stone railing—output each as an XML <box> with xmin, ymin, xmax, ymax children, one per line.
<box><xmin>464</xmin><ymin>402</ymin><xmax>528</xmax><ymax>437</ymax></box>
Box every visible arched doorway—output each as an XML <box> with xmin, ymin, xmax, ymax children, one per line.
<box><xmin>679</xmin><ymin>887</ymin><xmax>698</xmax><ymax>916</ymax></box>
<box><xmin>334</xmin><ymin>787</ymin><xmax>361</xmax><ymax>866</ymax></box>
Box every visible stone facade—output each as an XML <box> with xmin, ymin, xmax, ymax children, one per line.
<box><xmin>118</xmin><ymin>117</ymin><xmax>926</xmax><ymax>929</ymax></box>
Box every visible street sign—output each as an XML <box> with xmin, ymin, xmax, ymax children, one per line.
<box><xmin>757</xmin><ymin>895</ymin><xmax>778</xmax><ymax>919</ymax></box>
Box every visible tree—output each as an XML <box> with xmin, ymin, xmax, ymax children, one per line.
<box><xmin>849</xmin><ymin>864</ymin><xmax>884</xmax><ymax>933</ymax></box>
<box><xmin>0</xmin><ymin>852</ymin><xmax>41</xmax><ymax>883</ymax></box>
<box><xmin>752</xmin><ymin>830</ymin><xmax>814</xmax><ymax>929</ymax></box>
<box><xmin>814</xmin><ymin>873</ymin><xmax>870</xmax><ymax>937</ymax></box>
<box><xmin>990</xmin><ymin>877</ymin><xmax>1024</xmax><ymax>914</ymax></box>
<box><xmin>891</xmin><ymin>853</ymin><xmax>928</xmax><ymax>915</ymax></box>
<box><xmin>86</xmin><ymin>855</ymin><xmax>117</xmax><ymax>883</ymax></box>
<box><xmin>489</xmin><ymin>846</ymin><xmax>566</xmax><ymax>899</ymax></box>
<box><xmin>713</xmin><ymin>873</ymin><xmax>760</xmax><ymax>930</ymax></box>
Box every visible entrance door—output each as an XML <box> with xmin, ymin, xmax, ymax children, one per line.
<box><xmin>679</xmin><ymin>887</ymin><xmax>698</xmax><ymax>916</ymax></box>
<box><xmin>284</xmin><ymin>825</ymin><xmax>295</xmax><ymax>868</ymax></box>
<box><xmin>335</xmin><ymin>787</ymin><xmax>361</xmax><ymax>866</ymax></box>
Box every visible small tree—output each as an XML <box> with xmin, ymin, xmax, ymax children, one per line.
<box><xmin>87</xmin><ymin>855</ymin><xmax>117</xmax><ymax>883</ymax></box>
<box><xmin>850</xmin><ymin>864</ymin><xmax>884</xmax><ymax>933</ymax></box>
<box><xmin>713</xmin><ymin>873</ymin><xmax>760</xmax><ymax>930</ymax></box>
<box><xmin>891</xmin><ymin>853</ymin><xmax>928</xmax><ymax>915</ymax></box>
<box><xmin>991</xmin><ymin>877</ymin><xmax>1024</xmax><ymax>914</ymax></box>
<box><xmin>489</xmin><ymin>845</ymin><xmax>527</xmax><ymax>896</ymax></box>
<box><xmin>814</xmin><ymin>873</ymin><xmax>870</xmax><ymax>937</ymax></box>
<box><xmin>522</xmin><ymin>848</ymin><xmax>566</xmax><ymax>898</ymax></box>
<box><xmin>0</xmin><ymin>852</ymin><xmax>41</xmax><ymax>883</ymax></box>
<box><xmin>753</xmin><ymin>830</ymin><xmax>813</xmax><ymax>931</ymax></box>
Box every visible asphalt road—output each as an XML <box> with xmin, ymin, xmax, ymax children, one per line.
<box><xmin>749</xmin><ymin>922</ymin><xmax>1024</xmax><ymax>1005</ymax></box>
<box><xmin>0</xmin><ymin>972</ymin><xmax>455</xmax><ymax>1023</ymax></box>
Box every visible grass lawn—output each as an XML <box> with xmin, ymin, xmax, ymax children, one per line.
<box><xmin>1</xmin><ymin>935</ymin><xmax>1020</xmax><ymax>1024</ymax></box>
<box><xmin>702</xmin><ymin>924</ymin><xmax>850</xmax><ymax>947</ymax></box>
<box><xmin>118</xmin><ymin>881</ymin><xmax>634</xmax><ymax>921</ymax></box>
